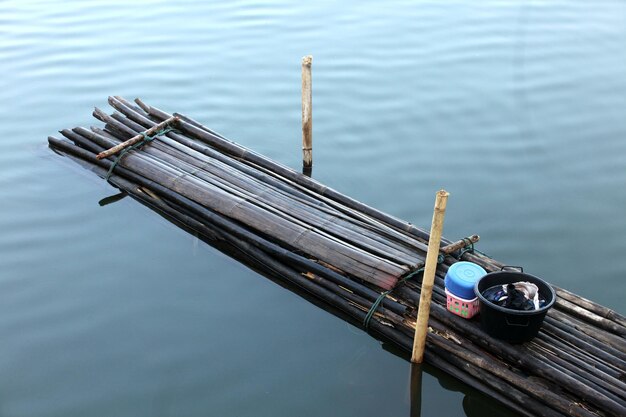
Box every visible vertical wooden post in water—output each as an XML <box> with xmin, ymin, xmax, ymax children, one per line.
<box><xmin>410</xmin><ymin>364</ymin><xmax>423</xmax><ymax>417</ymax></box>
<box><xmin>411</xmin><ymin>189</ymin><xmax>449</xmax><ymax>363</ymax></box>
<box><xmin>301</xmin><ymin>55</ymin><xmax>313</xmax><ymax>172</ymax></box>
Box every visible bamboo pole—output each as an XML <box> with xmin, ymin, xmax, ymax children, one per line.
<box><xmin>440</xmin><ymin>234</ymin><xmax>480</xmax><ymax>254</ymax></box>
<box><xmin>554</xmin><ymin>286</ymin><xmax>626</xmax><ymax>328</ymax></box>
<box><xmin>411</xmin><ymin>189</ymin><xmax>449</xmax><ymax>363</ymax></box>
<box><xmin>96</xmin><ymin>115</ymin><xmax>179</xmax><ymax>159</ymax></box>
<box><xmin>553</xmin><ymin>296</ymin><xmax>626</xmax><ymax>336</ymax></box>
<box><xmin>301</xmin><ymin>55</ymin><xmax>313</xmax><ymax>170</ymax></box>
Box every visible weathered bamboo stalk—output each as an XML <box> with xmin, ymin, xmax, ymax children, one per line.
<box><xmin>553</xmin><ymin>296</ymin><xmax>626</xmax><ymax>336</ymax></box>
<box><xmin>63</xmin><ymin>130</ymin><xmax>420</xmax><ymax>300</ymax></box>
<box><xmin>98</xmin><ymin>111</ymin><xmax>424</xmax><ymax>266</ymax></box>
<box><xmin>89</xmin><ymin>132</ymin><xmax>410</xmax><ymax>289</ymax></box>
<box><xmin>102</xmin><ymin>108</ymin><xmax>429</xmax><ymax>266</ymax></box>
<box><xmin>528</xmin><ymin>340</ymin><xmax>626</xmax><ymax>402</ymax></box>
<box><xmin>105</xmin><ymin>99</ymin><xmax>339</xmax><ymax>210</ymax></box>
<box><xmin>149</xmin><ymin>115</ymin><xmax>434</xmax><ymax>254</ymax></box>
<box><xmin>545</xmin><ymin>329</ymin><xmax>624</xmax><ymax>374</ymax></box>
<box><xmin>301</xmin><ymin>55</ymin><xmax>313</xmax><ymax>169</ymax></box>
<box><xmin>548</xmin><ymin>306</ymin><xmax>626</xmax><ymax>354</ymax></box>
<box><xmin>66</xmin><ymin>130</ymin><xmax>419</xmax><ymax>319</ymax></box>
<box><xmin>429</xmin><ymin>346</ymin><xmax>565</xmax><ymax>417</ymax></box>
<box><xmin>105</xmin><ymin>97</ymin><xmax>435</xmax><ymax>256</ymax></box>
<box><xmin>136</xmin><ymin>99</ymin><xmax>454</xmax><ymax>246</ymax></box>
<box><xmin>533</xmin><ymin>349</ymin><xmax>626</xmax><ymax>406</ymax></box>
<box><xmin>427</xmin><ymin>330</ymin><xmax>597</xmax><ymax>417</ymax></box>
<box><xmin>412</xmin><ymin>190</ymin><xmax>448</xmax><ymax>364</ymax></box>
<box><xmin>90</xmin><ymin>119</ymin><xmax>425</xmax><ymax>275</ymax></box>
<box><xmin>542</xmin><ymin>321</ymin><xmax>626</xmax><ymax>374</ymax></box>
<box><xmin>537</xmin><ymin>326</ymin><xmax>626</xmax><ymax>375</ymax></box>
<box><xmin>425</xmin><ymin>303</ymin><xmax>626</xmax><ymax>416</ymax></box>
<box><xmin>96</xmin><ymin>116</ymin><xmax>179</xmax><ymax>159</ymax></box>
<box><xmin>440</xmin><ymin>234</ymin><xmax>480</xmax><ymax>254</ymax></box>
<box><xmin>555</xmin><ymin>286</ymin><xmax>626</xmax><ymax>328</ymax></box>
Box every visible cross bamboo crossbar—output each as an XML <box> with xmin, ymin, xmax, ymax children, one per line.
<box><xmin>96</xmin><ymin>115</ymin><xmax>180</xmax><ymax>159</ymax></box>
<box><xmin>49</xmin><ymin>96</ymin><xmax>626</xmax><ymax>417</ymax></box>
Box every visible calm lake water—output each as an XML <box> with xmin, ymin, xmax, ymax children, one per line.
<box><xmin>1</xmin><ymin>1</ymin><xmax>625</xmax><ymax>416</ymax></box>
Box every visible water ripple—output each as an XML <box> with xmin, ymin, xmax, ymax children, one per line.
<box><xmin>1</xmin><ymin>1</ymin><xmax>625</xmax><ymax>416</ymax></box>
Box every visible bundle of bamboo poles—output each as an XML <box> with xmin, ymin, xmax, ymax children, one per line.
<box><xmin>48</xmin><ymin>97</ymin><xmax>626</xmax><ymax>417</ymax></box>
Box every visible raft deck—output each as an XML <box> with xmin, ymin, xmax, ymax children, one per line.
<box><xmin>48</xmin><ymin>96</ymin><xmax>626</xmax><ymax>417</ymax></box>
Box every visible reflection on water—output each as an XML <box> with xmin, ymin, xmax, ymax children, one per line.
<box><xmin>408</xmin><ymin>362</ymin><xmax>518</xmax><ymax>417</ymax></box>
<box><xmin>98</xmin><ymin>191</ymin><xmax>128</xmax><ymax>207</ymax></box>
<box><xmin>1</xmin><ymin>1</ymin><xmax>625</xmax><ymax>416</ymax></box>
<box><xmin>410</xmin><ymin>364</ymin><xmax>424</xmax><ymax>417</ymax></box>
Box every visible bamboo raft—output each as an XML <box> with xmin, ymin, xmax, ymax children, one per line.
<box><xmin>48</xmin><ymin>97</ymin><xmax>626</xmax><ymax>417</ymax></box>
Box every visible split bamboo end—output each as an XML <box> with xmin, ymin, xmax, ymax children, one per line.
<box><xmin>435</xmin><ymin>190</ymin><xmax>449</xmax><ymax>209</ymax></box>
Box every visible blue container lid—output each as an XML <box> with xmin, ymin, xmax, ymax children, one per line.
<box><xmin>445</xmin><ymin>261</ymin><xmax>487</xmax><ymax>299</ymax></box>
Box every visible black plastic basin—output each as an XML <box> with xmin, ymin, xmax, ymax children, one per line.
<box><xmin>474</xmin><ymin>269</ymin><xmax>556</xmax><ymax>343</ymax></box>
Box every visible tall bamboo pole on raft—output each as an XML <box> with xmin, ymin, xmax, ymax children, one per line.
<box><xmin>301</xmin><ymin>55</ymin><xmax>313</xmax><ymax>170</ymax></box>
<box><xmin>411</xmin><ymin>189</ymin><xmax>449</xmax><ymax>363</ymax></box>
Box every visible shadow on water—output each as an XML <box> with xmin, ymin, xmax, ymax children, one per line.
<box><xmin>98</xmin><ymin>191</ymin><xmax>128</xmax><ymax>206</ymax></box>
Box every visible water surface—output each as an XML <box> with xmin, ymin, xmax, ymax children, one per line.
<box><xmin>1</xmin><ymin>1</ymin><xmax>625</xmax><ymax>416</ymax></box>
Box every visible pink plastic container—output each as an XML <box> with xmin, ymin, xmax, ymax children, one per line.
<box><xmin>445</xmin><ymin>288</ymin><xmax>480</xmax><ymax>319</ymax></box>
